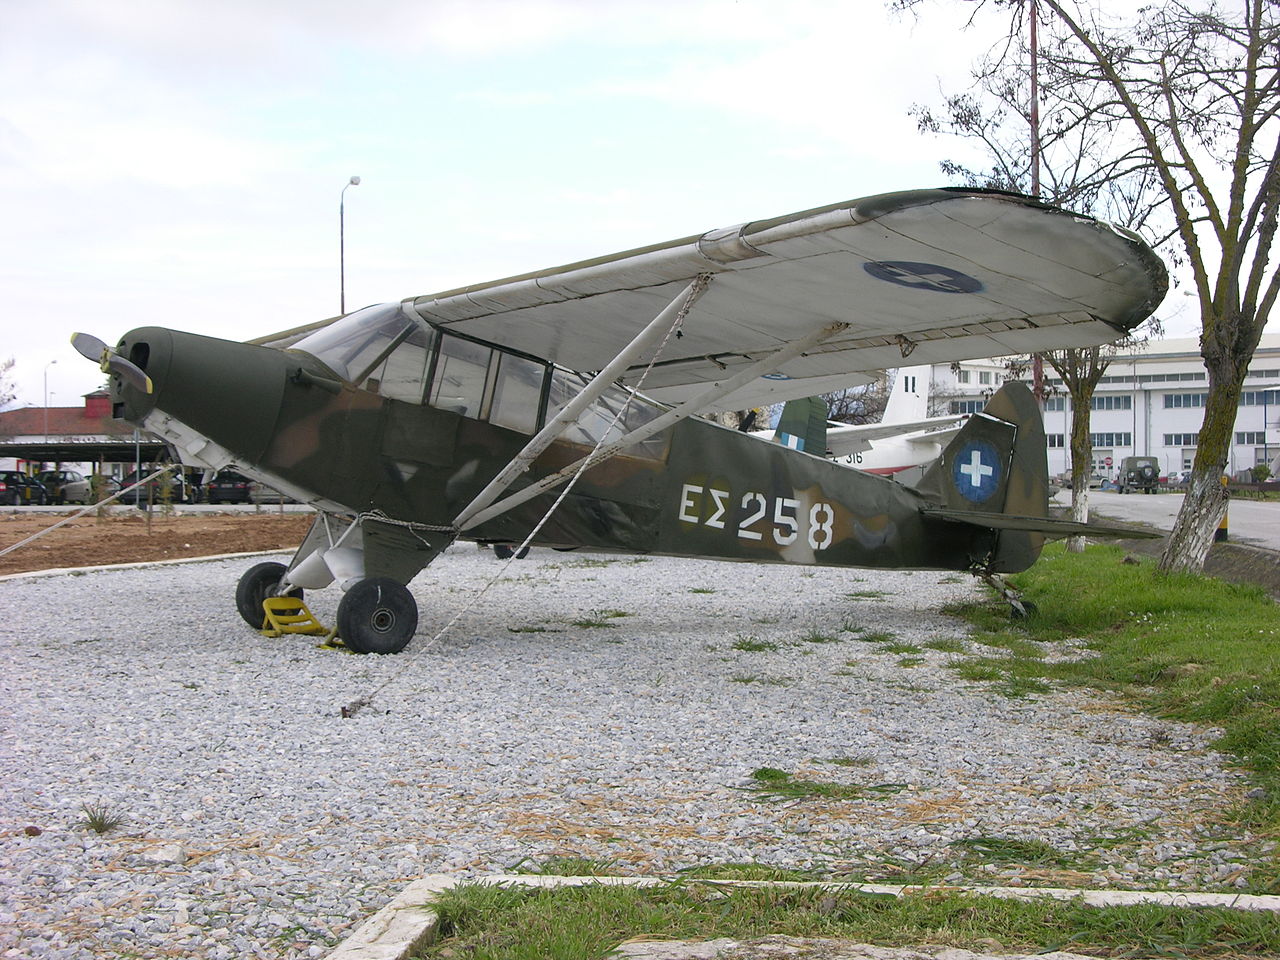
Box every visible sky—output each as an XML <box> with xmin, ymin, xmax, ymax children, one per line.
<box><xmin>0</xmin><ymin>0</ymin><xmax>1204</xmax><ymax>411</ymax></box>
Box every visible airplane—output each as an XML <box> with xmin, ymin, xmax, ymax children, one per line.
<box><xmin>72</xmin><ymin>187</ymin><xmax>1167</xmax><ymax>655</ymax></box>
<box><xmin>759</xmin><ymin>365</ymin><xmax>965</xmax><ymax>474</ymax></box>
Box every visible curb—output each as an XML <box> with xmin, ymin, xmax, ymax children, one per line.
<box><xmin>325</xmin><ymin>874</ymin><xmax>1280</xmax><ymax>959</ymax></box>
<box><xmin>0</xmin><ymin>549</ymin><xmax>292</xmax><ymax>583</ymax></box>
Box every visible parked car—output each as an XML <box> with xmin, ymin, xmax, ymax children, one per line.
<box><xmin>1117</xmin><ymin>456</ymin><xmax>1161</xmax><ymax>494</ymax></box>
<box><xmin>117</xmin><ymin>466</ymin><xmax>198</xmax><ymax>506</ymax></box>
<box><xmin>36</xmin><ymin>469</ymin><xmax>89</xmax><ymax>504</ymax></box>
<box><xmin>248</xmin><ymin>480</ymin><xmax>293</xmax><ymax>504</ymax></box>
<box><xmin>205</xmin><ymin>469</ymin><xmax>253</xmax><ymax>504</ymax></box>
<box><xmin>0</xmin><ymin>471</ymin><xmax>49</xmax><ymax>505</ymax></box>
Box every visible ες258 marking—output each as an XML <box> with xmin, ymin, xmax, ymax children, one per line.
<box><xmin>677</xmin><ymin>484</ymin><xmax>835</xmax><ymax>550</ymax></box>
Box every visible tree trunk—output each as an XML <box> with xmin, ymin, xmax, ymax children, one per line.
<box><xmin>1158</xmin><ymin>347</ymin><xmax>1242</xmax><ymax>572</ymax></box>
<box><xmin>1066</xmin><ymin>389</ymin><xmax>1093</xmax><ymax>554</ymax></box>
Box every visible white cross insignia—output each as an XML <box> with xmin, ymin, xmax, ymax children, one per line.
<box><xmin>960</xmin><ymin>449</ymin><xmax>994</xmax><ymax>488</ymax></box>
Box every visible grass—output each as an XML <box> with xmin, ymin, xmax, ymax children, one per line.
<box><xmin>732</xmin><ymin>635</ymin><xmax>778</xmax><ymax>653</ymax></box>
<box><xmin>689</xmin><ymin>587</ymin><xmax>716</xmax><ymax>594</ymax></box>
<box><xmin>79</xmin><ymin>801</ymin><xmax>125</xmax><ymax>835</ymax></box>
<box><xmin>948</xmin><ymin>542</ymin><xmax>1280</xmax><ymax>842</ymax></box>
<box><xmin>746</xmin><ymin>767</ymin><xmax>906</xmax><ymax>801</ymax></box>
<box><xmin>416</xmin><ymin>881</ymin><xmax>1280</xmax><ymax>959</ymax></box>
<box><xmin>844</xmin><ymin>590</ymin><xmax>889</xmax><ymax>600</ymax></box>
<box><xmin>570</xmin><ymin>609</ymin><xmax>630</xmax><ymax>629</ymax></box>
<box><xmin>798</xmin><ymin>629</ymin><xmax>842</xmax><ymax>644</ymax></box>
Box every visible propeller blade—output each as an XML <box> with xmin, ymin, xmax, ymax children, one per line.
<box><xmin>107</xmin><ymin>355</ymin><xmax>154</xmax><ymax>394</ymax></box>
<box><xmin>69</xmin><ymin>332</ymin><xmax>153</xmax><ymax>393</ymax></box>
<box><xmin>70</xmin><ymin>332</ymin><xmax>110</xmax><ymax>364</ymax></box>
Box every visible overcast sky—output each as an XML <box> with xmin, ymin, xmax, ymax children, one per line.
<box><xmin>0</xmin><ymin>0</ymin><xmax>1201</xmax><ymax>411</ymax></box>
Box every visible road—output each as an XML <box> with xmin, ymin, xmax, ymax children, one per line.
<box><xmin>1072</xmin><ymin>489</ymin><xmax>1280</xmax><ymax>552</ymax></box>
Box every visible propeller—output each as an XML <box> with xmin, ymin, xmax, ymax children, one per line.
<box><xmin>70</xmin><ymin>333</ymin><xmax>153</xmax><ymax>394</ymax></box>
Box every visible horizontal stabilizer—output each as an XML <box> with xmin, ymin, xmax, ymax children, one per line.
<box><xmin>923</xmin><ymin>507</ymin><xmax>1162</xmax><ymax>540</ymax></box>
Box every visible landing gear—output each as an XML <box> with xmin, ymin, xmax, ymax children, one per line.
<box><xmin>336</xmin><ymin>578</ymin><xmax>418</xmax><ymax>654</ymax></box>
<box><xmin>492</xmin><ymin>543</ymin><xmax>529</xmax><ymax>560</ymax></box>
<box><xmin>978</xmin><ymin>571</ymin><xmax>1037</xmax><ymax>620</ymax></box>
<box><xmin>235</xmin><ymin>561</ymin><xmax>301</xmax><ymax>628</ymax></box>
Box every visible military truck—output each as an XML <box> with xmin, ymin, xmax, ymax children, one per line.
<box><xmin>1117</xmin><ymin>456</ymin><xmax>1161</xmax><ymax>494</ymax></box>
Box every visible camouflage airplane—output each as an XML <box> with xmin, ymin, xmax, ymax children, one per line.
<box><xmin>73</xmin><ymin>187</ymin><xmax>1166</xmax><ymax>654</ymax></box>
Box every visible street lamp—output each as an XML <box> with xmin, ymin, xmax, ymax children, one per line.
<box><xmin>339</xmin><ymin>175</ymin><xmax>361</xmax><ymax>315</ymax></box>
<box><xmin>43</xmin><ymin>359</ymin><xmax>57</xmax><ymax>444</ymax></box>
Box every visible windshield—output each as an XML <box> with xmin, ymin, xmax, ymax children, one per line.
<box><xmin>291</xmin><ymin>303</ymin><xmax>414</xmax><ymax>382</ymax></box>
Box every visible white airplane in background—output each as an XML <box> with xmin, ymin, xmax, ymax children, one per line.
<box><xmin>759</xmin><ymin>365</ymin><xmax>966</xmax><ymax>476</ymax></box>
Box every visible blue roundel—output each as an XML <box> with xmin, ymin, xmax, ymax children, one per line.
<box><xmin>863</xmin><ymin>260</ymin><xmax>983</xmax><ymax>294</ymax></box>
<box><xmin>951</xmin><ymin>439</ymin><xmax>1001</xmax><ymax>504</ymax></box>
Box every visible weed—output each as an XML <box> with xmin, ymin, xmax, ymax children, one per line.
<box><xmin>844</xmin><ymin>590</ymin><xmax>888</xmax><ymax>601</ymax></box>
<box><xmin>732</xmin><ymin>636</ymin><xmax>778</xmax><ymax>653</ymax></box>
<box><xmin>881</xmin><ymin>641</ymin><xmax>921</xmax><ymax>655</ymax></box>
<box><xmin>897</xmin><ymin>656</ymin><xmax>926</xmax><ymax>668</ymax></box>
<box><xmin>821</xmin><ymin>756</ymin><xmax>872</xmax><ymax>767</ymax></box>
<box><xmin>857</xmin><ymin>630</ymin><xmax>898</xmax><ymax>644</ymax></box>
<box><xmin>798</xmin><ymin>630</ymin><xmax>841</xmax><ymax>644</ymax></box>
<box><xmin>923</xmin><ymin>637</ymin><xmax>966</xmax><ymax>653</ymax></box>
<box><xmin>79</xmin><ymin>801</ymin><xmax>125</xmax><ymax>835</ymax></box>
<box><xmin>952</xmin><ymin>836</ymin><xmax>1071</xmax><ymax>867</ymax></box>
<box><xmin>690</xmin><ymin>587</ymin><xmax>716</xmax><ymax>594</ymax></box>
<box><xmin>747</xmin><ymin>767</ymin><xmax>905</xmax><ymax>801</ymax></box>
<box><xmin>570</xmin><ymin>609</ymin><xmax>630</xmax><ymax>629</ymax></box>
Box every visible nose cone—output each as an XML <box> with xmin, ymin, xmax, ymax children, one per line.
<box><xmin>112</xmin><ymin>326</ymin><xmax>291</xmax><ymax>465</ymax></box>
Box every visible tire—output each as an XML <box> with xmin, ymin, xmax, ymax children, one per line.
<box><xmin>235</xmin><ymin>561</ymin><xmax>300</xmax><ymax>629</ymax></box>
<box><xmin>1011</xmin><ymin>600</ymin><xmax>1039</xmax><ymax>620</ymax></box>
<box><xmin>337</xmin><ymin>578</ymin><xmax>418</xmax><ymax>655</ymax></box>
<box><xmin>493</xmin><ymin>544</ymin><xmax>529</xmax><ymax>560</ymax></box>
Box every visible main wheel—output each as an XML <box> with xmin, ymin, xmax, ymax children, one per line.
<box><xmin>493</xmin><ymin>543</ymin><xmax>529</xmax><ymax>560</ymax></box>
<box><xmin>337</xmin><ymin>578</ymin><xmax>418</xmax><ymax>655</ymax></box>
<box><xmin>235</xmin><ymin>561</ymin><xmax>301</xmax><ymax>629</ymax></box>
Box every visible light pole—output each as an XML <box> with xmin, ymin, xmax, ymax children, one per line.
<box><xmin>340</xmin><ymin>175</ymin><xmax>361</xmax><ymax>315</ymax></box>
<box><xmin>43</xmin><ymin>359</ymin><xmax>56</xmax><ymax>444</ymax></box>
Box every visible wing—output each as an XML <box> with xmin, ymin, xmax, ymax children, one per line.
<box><xmin>260</xmin><ymin>188</ymin><xmax>1166</xmax><ymax>411</ymax></box>
<box><xmin>402</xmin><ymin>188</ymin><xmax>1165</xmax><ymax>410</ymax></box>
<box><xmin>823</xmin><ymin>414</ymin><xmax>965</xmax><ymax>457</ymax></box>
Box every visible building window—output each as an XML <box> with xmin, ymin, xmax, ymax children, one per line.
<box><xmin>1090</xmin><ymin>395</ymin><xmax>1132</xmax><ymax>411</ymax></box>
<box><xmin>1044</xmin><ymin>397</ymin><xmax>1067</xmax><ymax>411</ymax></box>
<box><xmin>1164</xmin><ymin>393</ymin><xmax>1208</xmax><ymax>408</ymax></box>
<box><xmin>979</xmin><ymin>371</ymin><xmax>992</xmax><ymax>385</ymax></box>
<box><xmin>1091</xmin><ymin>432</ymin><xmax>1132</xmax><ymax>447</ymax></box>
<box><xmin>949</xmin><ymin>400</ymin><xmax>985</xmax><ymax>415</ymax></box>
<box><xmin>1237</xmin><ymin>431</ymin><xmax>1267</xmax><ymax>444</ymax></box>
<box><xmin>1165</xmin><ymin>433</ymin><xmax>1199</xmax><ymax>446</ymax></box>
<box><xmin>956</xmin><ymin>370</ymin><xmax>971</xmax><ymax>384</ymax></box>
<box><xmin>1241</xmin><ymin>390</ymin><xmax>1280</xmax><ymax>405</ymax></box>
<box><xmin>1047</xmin><ymin>434</ymin><xmax>1064</xmax><ymax>448</ymax></box>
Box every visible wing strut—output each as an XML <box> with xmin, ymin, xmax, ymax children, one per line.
<box><xmin>452</xmin><ymin>276</ymin><xmax>712</xmax><ymax>531</ymax></box>
<box><xmin>457</xmin><ymin>319</ymin><xmax>850</xmax><ymax>532</ymax></box>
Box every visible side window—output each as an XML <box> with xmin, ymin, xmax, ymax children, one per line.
<box><xmin>546</xmin><ymin>369</ymin><xmax>667</xmax><ymax>459</ymax></box>
<box><xmin>429</xmin><ymin>335</ymin><xmax>492</xmax><ymax>418</ymax></box>
<box><xmin>371</xmin><ymin>326</ymin><xmax>434</xmax><ymax>403</ymax></box>
<box><xmin>489</xmin><ymin>354</ymin><xmax>547</xmax><ymax>434</ymax></box>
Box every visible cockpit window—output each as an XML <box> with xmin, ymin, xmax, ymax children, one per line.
<box><xmin>546</xmin><ymin>369</ymin><xmax>667</xmax><ymax>459</ymax></box>
<box><xmin>291</xmin><ymin>303</ymin><xmax>413</xmax><ymax>383</ymax></box>
<box><xmin>429</xmin><ymin>335</ymin><xmax>492</xmax><ymax>418</ymax></box>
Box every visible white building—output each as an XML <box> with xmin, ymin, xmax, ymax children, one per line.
<box><xmin>930</xmin><ymin>333</ymin><xmax>1280</xmax><ymax>479</ymax></box>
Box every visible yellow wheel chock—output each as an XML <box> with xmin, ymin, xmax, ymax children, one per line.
<box><xmin>259</xmin><ymin>597</ymin><xmax>331</xmax><ymax>638</ymax></box>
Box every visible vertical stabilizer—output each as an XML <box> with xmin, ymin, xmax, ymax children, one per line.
<box><xmin>882</xmin><ymin>365</ymin><xmax>930</xmax><ymax>424</ymax></box>
<box><xmin>916</xmin><ymin>381</ymin><xmax>1048</xmax><ymax>572</ymax></box>
<box><xmin>773</xmin><ymin>396</ymin><xmax>828</xmax><ymax>454</ymax></box>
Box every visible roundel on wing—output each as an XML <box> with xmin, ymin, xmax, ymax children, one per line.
<box><xmin>951</xmin><ymin>439</ymin><xmax>1002</xmax><ymax>504</ymax></box>
<box><xmin>863</xmin><ymin>260</ymin><xmax>983</xmax><ymax>294</ymax></box>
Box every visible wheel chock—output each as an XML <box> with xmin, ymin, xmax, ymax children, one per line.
<box><xmin>259</xmin><ymin>597</ymin><xmax>330</xmax><ymax>637</ymax></box>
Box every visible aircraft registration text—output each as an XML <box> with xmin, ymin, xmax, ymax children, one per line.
<box><xmin>678</xmin><ymin>483</ymin><xmax>835</xmax><ymax>550</ymax></box>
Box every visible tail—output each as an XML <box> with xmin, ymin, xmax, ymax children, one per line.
<box><xmin>773</xmin><ymin>396</ymin><xmax>827</xmax><ymax>454</ymax></box>
<box><xmin>882</xmin><ymin>365</ymin><xmax>930</xmax><ymax>424</ymax></box>
<box><xmin>915</xmin><ymin>381</ymin><xmax>1156</xmax><ymax>573</ymax></box>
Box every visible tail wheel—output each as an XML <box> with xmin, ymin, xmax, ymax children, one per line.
<box><xmin>235</xmin><ymin>562</ymin><xmax>301</xmax><ymax>628</ymax></box>
<box><xmin>337</xmin><ymin>578</ymin><xmax>418</xmax><ymax>655</ymax></box>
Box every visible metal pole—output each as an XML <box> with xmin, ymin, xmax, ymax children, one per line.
<box><xmin>339</xmin><ymin>175</ymin><xmax>360</xmax><ymax>315</ymax></box>
<box><xmin>43</xmin><ymin>359</ymin><xmax>56</xmax><ymax>443</ymax></box>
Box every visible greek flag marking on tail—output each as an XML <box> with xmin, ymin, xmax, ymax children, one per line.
<box><xmin>952</xmin><ymin>439</ymin><xmax>1000</xmax><ymax>504</ymax></box>
<box><xmin>778</xmin><ymin>432</ymin><xmax>804</xmax><ymax>451</ymax></box>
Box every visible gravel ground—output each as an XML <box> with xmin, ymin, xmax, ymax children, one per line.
<box><xmin>0</xmin><ymin>546</ymin><xmax>1265</xmax><ymax>959</ymax></box>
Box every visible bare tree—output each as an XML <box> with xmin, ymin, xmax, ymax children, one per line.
<box><xmin>0</xmin><ymin>358</ymin><xmax>15</xmax><ymax>411</ymax></box>
<box><xmin>899</xmin><ymin>0</ymin><xmax>1280</xmax><ymax>571</ymax></box>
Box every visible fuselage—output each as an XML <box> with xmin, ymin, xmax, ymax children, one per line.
<box><xmin>109</xmin><ymin>309</ymin><xmax>1009</xmax><ymax>579</ymax></box>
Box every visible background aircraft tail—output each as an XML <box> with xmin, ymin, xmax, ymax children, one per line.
<box><xmin>882</xmin><ymin>365</ymin><xmax>930</xmax><ymax>423</ymax></box>
<box><xmin>772</xmin><ymin>396</ymin><xmax>827</xmax><ymax>454</ymax></box>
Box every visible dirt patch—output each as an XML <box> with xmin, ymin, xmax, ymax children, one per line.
<box><xmin>0</xmin><ymin>510</ymin><xmax>314</xmax><ymax>576</ymax></box>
